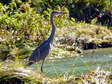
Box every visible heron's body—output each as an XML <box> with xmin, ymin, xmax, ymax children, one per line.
<box><xmin>27</xmin><ymin>11</ymin><xmax>64</xmax><ymax>72</ymax></box>
<box><xmin>29</xmin><ymin>40</ymin><xmax>51</xmax><ymax>62</ymax></box>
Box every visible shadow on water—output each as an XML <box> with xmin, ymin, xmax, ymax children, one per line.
<box><xmin>32</xmin><ymin>48</ymin><xmax>112</xmax><ymax>77</ymax></box>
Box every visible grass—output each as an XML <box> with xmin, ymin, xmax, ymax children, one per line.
<box><xmin>0</xmin><ymin>60</ymin><xmax>42</xmax><ymax>84</ymax></box>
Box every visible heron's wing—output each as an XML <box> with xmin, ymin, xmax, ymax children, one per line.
<box><xmin>29</xmin><ymin>47</ymin><xmax>40</xmax><ymax>62</ymax></box>
<box><xmin>29</xmin><ymin>40</ymin><xmax>50</xmax><ymax>62</ymax></box>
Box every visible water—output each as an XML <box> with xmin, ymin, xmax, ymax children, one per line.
<box><xmin>33</xmin><ymin>48</ymin><xmax>112</xmax><ymax>77</ymax></box>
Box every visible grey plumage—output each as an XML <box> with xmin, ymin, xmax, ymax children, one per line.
<box><xmin>27</xmin><ymin>11</ymin><xmax>64</xmax><ymax>72</ymax></box>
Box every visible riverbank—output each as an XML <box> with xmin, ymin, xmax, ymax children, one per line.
<box><xmin>0</xmin><ymin>61</ymin><xmax>111</xmax><ymax>84</ymax></box>
<box><xmin>56</xmin><ymin>24</ymin><xmax>112</xmax><ymax>52</ymax></box>
<box><xmin>39</xmin><ymin>24</ymin><xmax>112</xmax><ymax>59</ymax></box>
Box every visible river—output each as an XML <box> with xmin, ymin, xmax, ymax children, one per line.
<box><xmin>32</xmin><ymin>48</ymin><xmax>112</xmax><ymax>77</ymax></box>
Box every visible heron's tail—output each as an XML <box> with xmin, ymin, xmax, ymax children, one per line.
<box><xmin>26</xmin><ymin>61</ymin><xmax>34</xmax><ymax>66</ymax></box>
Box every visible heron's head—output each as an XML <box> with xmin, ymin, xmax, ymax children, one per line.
<box><xmin>51</xmin><ymin>11</ymin><xmax>66</xmax><ymax>16</ymax></box>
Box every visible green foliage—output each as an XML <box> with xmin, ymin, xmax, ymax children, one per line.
<box><xmin>0</xmin><ymin>1</ymin><xmax>71</xmax><ymax>60</ymax></box>
<box><xmin>31</xmin><ymin>0</ymin><xmax>112</xmax><ymax>12</ymax></box>
<box><xmin>0</xmin><ymin>0</ymin><xmax>112</xmax><ymax>60</ymax></box>
<box><xmin>0</xmin><ymin>2</ymin><xmax>50</xmax><ymax>60</ymax></box>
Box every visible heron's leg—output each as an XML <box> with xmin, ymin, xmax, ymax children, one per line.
<box><xmin>41</xmin><ymin>59</ymin><xmax>45</xmax><ymax>72</ymax></box>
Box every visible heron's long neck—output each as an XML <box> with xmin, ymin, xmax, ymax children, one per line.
<box><xmin>48</xmin><ymin>14</ymin><xmax>56</xmax><ymax>44</ymax></box>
